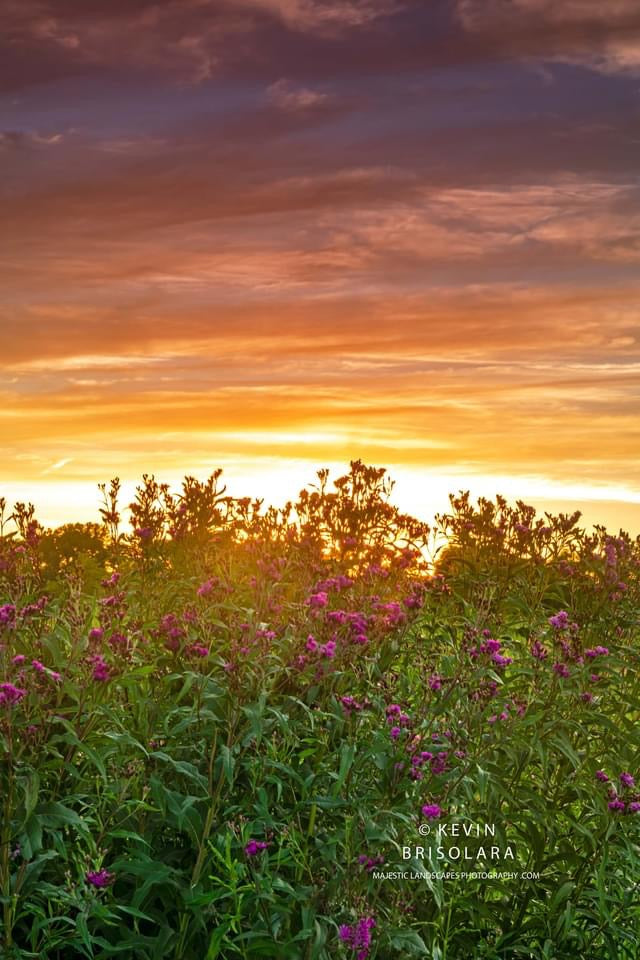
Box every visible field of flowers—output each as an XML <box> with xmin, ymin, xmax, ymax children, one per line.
<box><xmin>1</xmin><ymin>461</ymin><xmax>639</xmax><ymax>959</ymax></box>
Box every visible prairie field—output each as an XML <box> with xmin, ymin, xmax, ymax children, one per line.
<box><xmin>1</xmin><ymin>462</ymin><xmax>639</xmax><ymax>960</ymax></box>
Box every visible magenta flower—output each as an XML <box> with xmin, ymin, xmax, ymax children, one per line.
<box><xmin>492</xmin><ymin>652</ymin><xmax>513</xmax><ymax>667</ymax></box>
<box><xmin>12</xmin><ymin>654</ymin><xmax>26</xmax><ymax>665</ymax></box>
<box><xmin>620</xmin><ymin>772</ymin><xmax>635</xmax><ymax>788</ymax></box>
<box><xmin>0</xmin><ymin>682</ymin><xmax>27</xmax><ymax>706</ymax></box>
<box><xmin>553</xmin><ymin>662</ymin><xmax>570</xmax><ymax>678</ymax></box>
<box><xmin>390</xmin><ymin>726</ymin><xmax>401</xmax><ymax>740</ymax></box>
<box><xmin>244</xmin><ymin>840</ymin><xmax>269</xmax><ymax>857</ymax></box>
<box><xmin>608</xmin><ymin>799</ymin><xmax>625</xmax><ymax>812</ymax></box>
<box><xmin>88</xmin><ymin>627</ymin><xmax>104</xmax><ymax>642</ymax></box>
<box><xmin>86</xmin><ymin>868</ymin><xmax>115</xmax><ymax>888</ymax></box>
<box><xmin>421</xmin><ymin>803</ymin><xmax>442</xmax><ymax>820</ymax></box>
<box><xmin>88</xmin><ymin>654</ymin><xmax>110</xmax><ymax>682</ymax></box>
<box><xmin>628</xmin><ymin>802</ymin><xmax>640</xmax><ymax>813</ymax></box>
<box><xmin>31</xmin><ymin>659</ymin><xmax>46</xmax><ymax>673</ymax></box>
<box><xmin>549</xmin><ymin>611</ymin><xmax>570</xmax><ymax>630</ymax></box>
<box><xmin>0</xmin><ymin>603</ymin><xmax>16</xmax><ymax>627</ymax></box>
<box><xmin>190</xmin><ymin>644</ymin><xmax>209</xmax><ymax>658</ymax></box>
<box><xmin>595</xmin><ymin>770</ymin><xmax>609</xmax><ymax>782</ymax></box>
<box><xmin>307</xmin><ymin>591</ymin><xmax>328</xmax><ymax>609</ymax></box>
<box><xmin>197</xmin><ymin>579</ymin><xmax>214</xmax><ymax>597</ymax></box>
<box><xmin>339</xmin><ymin>917</ymin><xmax>375</xmax><ymax>958</ymax></box>
<box><xmin>585</xmin><ymin>646</ymin><xmax>609</xmax><ymax>660</ymax></box>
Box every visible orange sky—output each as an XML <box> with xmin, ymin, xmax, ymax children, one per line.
<box><xmin>1</xmin><ymin>0</ymin><xmax>639</xmax><ymax>533</ymax></box>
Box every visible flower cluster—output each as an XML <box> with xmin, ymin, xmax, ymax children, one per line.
<box><xmin>245</xmin><ymin>840</ymin><xmax>270</xmax><ymax>857</ymax></box>
<box><xmin>86</xmin><ymin>868</ymin><xmax>115</xmax><ymax>888</ymax></box>
<box><xmin>0</xmin><ymin>681</ymin><xmax>26</xmax><ymax>706</ymax></box>
<box><xmin>339</xmin><ymin>916</ymin><xmax>376</xmax><ymax>960</ymax></box>
<box><xmin>469</xmin><ymin>631</ymin><xmax>513</xmax><ymax>668</ymax></box>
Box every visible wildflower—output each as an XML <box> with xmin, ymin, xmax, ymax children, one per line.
<box><xmin>421</xmin><ymin>803</ymin><xmax>442</xmax><ymax>820</ymax></box>
<box><xmin>581</xmin><ymin>692</ymin><xmax>593</xmax><ymax>703</ymax></box>
<box><xmin>428</xmin><ymin>675</ymin><xmax>443</xmax><ymax>692</ymax></box>
<box><xmin>339</xmin><ymin>917</ymin><xmax>375</xmax><ymax>959</ymax></box>
<box><xmin>244</xmin><ymin>840</ymin><xmax>269</xmax><ymax>857</ymax></box>
<box><xmin>88</xmin><ymin>627</ymin><xmax>104</xmax><ymax>642</ymax></box>
<box><xmin>531</xmin><ymin>641</ymin><xmax>547</xmax><ymax>660</ymax></box>
<box><xmin>492</xmin><ymin>652</ymin><xmax>513</xmax><ymax>667</ymax></box>
<box><xmin>390</xmin><ymin>726</ymin><xmax>401</xmax><ymax>740</ymax></box>
<box><xmin>0</xmin><ymin>604</ymin><xmax>16</xmax><ymax>627</ymax></box>
<box><xmin>595</xmin><ymin>770</ymin><xmax>609</xmax><ymax>782</ymax></box>
<box><xmin>307</xmin><ymin>592</ymin><xmax>328</xmax><ymax>609</ymax></box>
<box><xmin>585</xmin><ymin>646</ymin><xmax>609</xmax><ymax>659</ymax></box>
<box><xmin>590</xmin><ymin>674</ymin><xmax>601</xmax><ymax>683</ymax></box>
<box><xmin>322</xmin><ymin>639</ymin><xmax>337</xmax><ymax>658</ymax></box>
<box><xmin>340</xmin><ymin>696</ymin><xmax>363</xmax><ymax>717</ymax></box>
<box><xmin>0</xmin><ymin>682</ymin><xmax>27</xmax><ymax>706</ymax></box>
<box><xmin>628</xmin><ymin>802</ymin><xmax>640</xmax><ymax>813</ymax></box>
<box><xmin>431</xmin><ymin>756</ymin><xmax>448</xmax><ymax>776</ymax></box>
<box><xmin>549</xmin><ymin>611</ymin><xmax>570</xmax><ymax>630</ymax></box>
<box><xmin>197</xmin><ymin>579</ymin><xmax>214</xmax><ymax>597</ymax></box>
<box><xmin>31</xmin><ymin>660</ymin><xmax>46</xmax><ymax>673</ymax></box>
<box><xmin>190</xmin><ymin>644</ymin><xmax>209</xmax><ymax>658</ymax></box>
<box><xmin>358</xmin><ymin>853</ymin><xmax>384</xmax><ymax>872</ymax></box>
<box><xmin>86</xmin><ymin>868</ymin><xmax>115</xmax><ymax>888</ymax></box>
<box><xmin>88</xmin><ymin>654</ymin><xmax>110</xmax><ymax>682</ymax></box>
<box><xmin>620</xmin><ymin>772</ymin><xmax>635</xmax><ymax>788</ymax></box>
<box><xmin>305</xmin><ymin>635</ymin><xmax>318</xmax><ymax>653</ymax></box>
<box><xmin>553</xmin><ymin>662</ymin><xmax>570</xmax><ymax>678</ymax></box>
<box><xmin>608</xmin><ymin>799</ymin><xmax>625</xmax><ymax>812</ymax></box>
<box><xmin>12</xmin><ymin>654</ymin><xmax>25</xmax><ymax>665</ymax></box>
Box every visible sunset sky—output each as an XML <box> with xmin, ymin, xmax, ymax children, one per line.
<box><xmin>2</xmin><ymin>0</ymin><xmax>640</xmax><ymax>532</ymax></box>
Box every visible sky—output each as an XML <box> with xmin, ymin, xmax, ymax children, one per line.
<box><xmin>1</xmin><ymin>0</ymin><xmax>640</xmax><ymax>532</ymax></box>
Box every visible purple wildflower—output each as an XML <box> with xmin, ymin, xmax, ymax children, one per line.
<box><xmin>421</xmin><ymin>803</ymin><xmax>442</xmax><ymax>820</ymax></box>
<box><xmin>244</xmin><ymin>840</ymin><xmax>269</xmax><ymax>857</ymax></box>
<box><xmin>0</xmin><ymin>682</ymin><xmax>27</xmax><ymax>706</ymax></box>
<box><xmin>339</xmin><ymin>917</ymin><xmax>375</xmax><ymax>959</ymax></box>
<box><xmin>86</xmin><ymin>868</ymin><xmax>115</xmax><ymax>888</ymax></box>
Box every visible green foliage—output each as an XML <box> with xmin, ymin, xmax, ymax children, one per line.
<box><xmin>1</xmin><ymin>464</ymin><xmax>639</xmax><ymax>959</ymax></box>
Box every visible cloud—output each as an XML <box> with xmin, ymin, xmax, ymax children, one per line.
<box><xmin>237</xmin><ymin>0</ymin><xmax>402</xmax><ymax>32</ymax></box>
<box><xmin>267</xmin><ymin>78</ymin><xmax>330</xmax><ymax>110</ymax></box>
<box><xmin>456</xmin><ymin>0</ymin><xmax>640</xmax><ymax>74</ymax></box>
